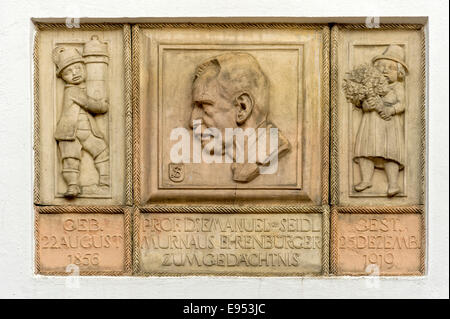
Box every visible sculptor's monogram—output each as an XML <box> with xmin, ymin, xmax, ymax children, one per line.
<box><xmin>169</xmin><ymin>163</ymin><xmax>184</xmax><ymax>182</ymax></box>
<box><xmin>53</xmin><ymin>35</ymin><xmax>110</xmax><ymax>198</ymax></box>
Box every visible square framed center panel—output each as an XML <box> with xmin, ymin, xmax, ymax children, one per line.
<box><xmin>134</xmin><ymin>24</ymin><xmax>329</xmax><ymax>206</ymax></box>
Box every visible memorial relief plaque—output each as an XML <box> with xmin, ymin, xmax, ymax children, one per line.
<box><xmin>134</xmin><ymin>24</ymin><xmax>329</xmax><ymax>206</ymax></box>
<box><xmin>331</xmin><ymin>207</ymin><xmax>424</xmax><ymax>275</ymax></box>
<box><xmin>331</xmin><ymin>25</ymin><xmax>425</xmax><ymax>206</ymax></box>
<box><xmin>34</xmin><ymin>24</ymin><xmax>132</xmax><ymax>206</ymax></box>
<box><xmin>35</xmin><ymin>207</ymin><xmax>131</xmax><ymax>275</ymax></box>
<box><xmin>32</xmin><ymin>21</ymin><xmax>428</xmax><ymax>278</ymax></box>
<box><xmin>135</xmin><ymin>209</ymin><xmax>329</xmax><ymax>276</ymax></box>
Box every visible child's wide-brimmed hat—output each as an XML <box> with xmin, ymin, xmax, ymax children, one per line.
<box><xmin>372</xmin><ymin>44</ymin><xmax>409</xmax><ymax>73</ymax></box>
<box><xmin>52</xmin><ymin>46</ymin><xmax>84</xmax><ymax>76</ymax></box>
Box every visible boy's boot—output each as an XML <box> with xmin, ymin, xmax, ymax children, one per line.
<box><xmin>94</xmin><ymin>148</ymin><xmax>110</xmax><ymax>191</ymax></box>
<box><xmin>62</xmin><ymin>158</ymin><xmax>81</xmax><ymax>198</ymax></box>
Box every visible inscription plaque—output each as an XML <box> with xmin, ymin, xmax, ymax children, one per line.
<box><xmin>332</xmin><ymin>211</ymin><xmax>423</xmax><ymax>275</ymax></box>
<box><xmin>137</xmin><ymin>213</ymin><xmax>324</xmax><ymax>276</ymax></box>
<box><xmin>36</xmin><ymin>211</ymin><xmax>130</xmax><ymax>275</ymax></box>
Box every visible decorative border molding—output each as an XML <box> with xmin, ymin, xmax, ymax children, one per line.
<box><xmin>330</xmin><ymin>25</ymin><xmax>426</xmax><ymax>206</ymax></box>
<box><xmin>135</xmin><ymin>23</ymin><xmax>326</xmax><ymax>30</ymax></box>
<box><xmin>132</xmin><ymin>25</ymin><xmax>141</xmax><ymax>206</ymax></box>
<box><xmin>124</xmin><ymin>24</ymin><xmax>133</xmax><ymax>206</ymax></box>
<box><xmin>134</xmin><ymin>205</ymin><xmax>330</xmax><ymax>276</ymax></box>
<box><xmin>419</xmin><ymin>26</ymin><xmax>427</xmax><ymax>205</ymax></box>
<box><xmin>34</xmin><ymin>206</ymin><xmax>132</xmax><ymax>276</ymax></box>
<box><xmin>33</xmin><ymin>29</ymin><xmax>41</xmax><ymax>204</ymax></box>
<box><xmin>330</xmin><ymin>25</ymin><xmax>339</xmax><ymax>205</ymax></box>
<box><xmin>330</xmin><ymin>205</ymin><xmax>425</xmax><ymax>276</ymax></box>
<box><xmin>336</xmin><ymin>24</ymin><xmax>423</xmax><ymax>30</ymax></box>
<box><xmin>321</xmin><ymin>26</ymin><xmax>330</xmax><ymax>206</ymax></box>
<box><xmin>35</xmin><ymin>23</ymin><xmax>123</xmax><ymax>31</ymax></box>
<box><xmin>322</xmin><ymin>205</ymin><xmax>330</xmax><ymax>275</ymax></box>
<box><xmin>32</xmin><ymin>23</ymin><xmax>133</xmax><ymax>206</ymax></box>
<box><xmin>140</xmin><ymin>205</ymin><xmax>325</xmax><ymax>214</ymax></box>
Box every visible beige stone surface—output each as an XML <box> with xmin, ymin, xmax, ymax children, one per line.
<box><xmin>137</xmin><ymin>213</ymin><xmax>324</xmax><ymax>275</ymax></box>
<box><xmin>333</xmin><ymin>27</ymin><xmax>424</xmax><ymax>206</ymax></box>
<box><xmin>36</xmin><ymin>28</ymin><xmax>128</xmax><ymax>205</ymax></box>
<box><xmin>37</xmin><ymin>213</ymin><xmax>126</xmax><ymax>274</ymax></box>
<box><xmin>136</xmin><ymin>26</ymin><xmax>328</xmax><ymax>205</ymax></box>
<box><xmin>334</xmin><ymin>213</ymin><xmax>423</xmax><ymax>275</ymax></box>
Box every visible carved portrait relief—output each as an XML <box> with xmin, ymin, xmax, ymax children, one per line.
<box><xmin>161</xmin><ymin>49</ymin><xmax>299</xmax><ymax>190</ymax></box>
<box><xmin>53</xmin><ymin>36</ymin><xmax>110</xmax><ymax>198</ymax></box>
<box><xmin>138</xmin><ymin>27</ymin><xmax>327</xmax><ymax>205</ymax></box>
<box><xmin>189</xmin><ymin>52</ymin><xmax>291</xmax><ymax>183</ymax></box>
<box><xmin>343</xmin><ymin>45</ymin><xmax>408</xmax><ymax>197</ymax></box>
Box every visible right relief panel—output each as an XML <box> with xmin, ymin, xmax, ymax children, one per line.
<box><xmin>331</xmin><ymin>25</ymin><xmax>425</xmax><ymax>206</ymax></box>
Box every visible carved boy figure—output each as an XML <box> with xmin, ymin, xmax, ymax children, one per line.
<box><xmin>352</xmin><ymin>45</ymin><xmax>408</xmax><ymax>197</ymax></box>
<box><xmin>53</xmin><ymin>46</ymin><xmax>110</xmax><ymax>198</ymax></box>
<box><xmin>189</xmin><ymin>52</ymin><xmax>291</xmax><ymax>182</ymax></box>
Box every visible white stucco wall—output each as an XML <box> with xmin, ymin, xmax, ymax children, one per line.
<box><xmin>0</xmin><ymin>0</ymin><xmax>448</xmax><ymax>298</ymax></box>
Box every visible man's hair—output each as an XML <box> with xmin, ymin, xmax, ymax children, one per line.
<box><xmin>194</xmin><ymin>52</ymin><xmax>270</xmax><ymax>120</ymax></box>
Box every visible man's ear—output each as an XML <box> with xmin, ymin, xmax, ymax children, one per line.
<box><xmin>235</xmin><ymin>93</ymin><xmax>254</xmax><ymax>125</ymax></box>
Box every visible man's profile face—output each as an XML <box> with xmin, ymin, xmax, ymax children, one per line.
<box><xmin>190</xmin><ymin>68</ymin><xmax>238</xmax><ymax>148</ymax></box>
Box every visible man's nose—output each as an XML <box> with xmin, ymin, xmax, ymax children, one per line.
<box><xmin>189</xmin><ymin>104</ymin><xmax>203</xmax><ymax>129</ymax></box>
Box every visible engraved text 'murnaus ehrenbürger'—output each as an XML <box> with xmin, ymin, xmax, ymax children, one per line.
<box><xmin>52</xmin><ymin>35</ymin><xmax>110</xmax><ymax>198</ymax></box>
<box><xmin>343</xmin><ymin>44</ymin><xmax>408</xmax><ymax>197</ymax></box>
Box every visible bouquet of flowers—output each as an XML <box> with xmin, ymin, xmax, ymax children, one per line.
<box><xmin>342</xmin><ymin>64</ymin><xmax>390</xmax><ymax>111</ymax></box>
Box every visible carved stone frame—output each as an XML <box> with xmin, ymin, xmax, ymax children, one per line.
<box><xmin>33</xmin><ymin>23</ymin><xmax>133</xmax><ymax>206</ymax></box>
<box><xmin>132</xmin><ymin>23</ymin><xmax>330</xmax><ymax>208</ymax></box>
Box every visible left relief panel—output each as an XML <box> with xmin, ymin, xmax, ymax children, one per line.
<box><xmin>34</xmin><ymin>24</ymin><xmax>132</xmax><ymax>206</ymax></box>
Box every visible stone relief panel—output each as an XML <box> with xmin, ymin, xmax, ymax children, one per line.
<box><xmin>135</xmin><ymin>25</ymin><xmax>328</xmax><ymax>205</ymax></box>
<box><xmin>52</xmin><ymin>37</ymin><xmax>111</xmax><ymax>198</ymax></box>
<box><xmin>35</xmin><ymin>26</ymin><xmax>131</xmax><ymax>205</ymax></box>
<box><xmin>332</xmin><ymin>27</ymin><xmax>425</xmax><ymax>206</ymax></box>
